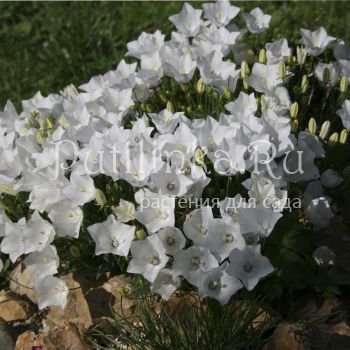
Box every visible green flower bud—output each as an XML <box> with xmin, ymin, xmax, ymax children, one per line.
<box><xmin>243</xmin><ymin>78</ymin><xmax>249</xmax><ymax>90</ymax></box>
<box><xmin>279</xmin><ymin>62</ymin><xmax>286</xmax><ymax>79</ymax></box>
<box><xmin>240</xmin><ymin>61</ymin><xmax>249</xmax><ymax>79</ymax></box>
<box><xmin>301</xmin><ymin>75</ymin><xmax>309</xmax><ymax>93</ymax></box>
<box><xmin>319</xmin><ymin>120</ymin><xmax>330</xmax><ymax>140</ymax></box>
<box><xmin>340</xmin><ymin>76</ymin><xmax>349</xmax><ymax>93</ymax></box>
<box><xmin>69</xmin><ymin>246</ymin><xmax>80</xmax><ymax>258</ymax></box>
<box><xmin>95</xmin><ymin>189</ymin><xmax>107</xmax><ymax>207</ymax></box>
<box><xmin>291</xmin><ymin>119</ymin><xmax>299</xmax><ymax>133</ymax></box>
<box><xmin>195</xmin><ymin>147</ymin><xmax>205</xmax><ymax>166</ymax></box>
<box><xmin>328</xmin><ymin>132</ymin><xmax>339</xmax><ymax>147</ymax></box>
<box><xmin>166</xmin><ymin>101</ymin><xmax>175</xmax><ymax>113</ymax></box>
<box><xmin>308</xmin><ymin>118</ymin><xmax>317</xmax><ymax>134</ymax></box>
<box><xmin>340</xmin><ymin>129</ymin><xmax>348</xmax><ymax>144</ymax></box>
<box><xmin>287</xmin><ymin>55</ymin><xmax>295</xmax><ymax>65</ymax></box>
<box><xmin>196</xmin><ymin>78</ymin><xmax>206</xmax><ymax>94</ymax></box>
<box><xmin>290</xmin><ymin>102</ymin><xmax>299</xmax><ymax>119</ymax></box>
<box><xmin>59</xmin><ymin>115</ymin><xmax>69</xmax><ymax>129</ymax></box>
<box><xmin>207</xmin><ymin>87</ymin><xmax>214</xmax><ymax>95</ymax></box>
<box><xmin>296</xmin><ymin>46</ymin><xmax>307</xmax><ymax>65</ymax></box>
<box><xmin>186</xmin><ymin>106</ymin><xmax>193</xmax><ymax>115</ymax></box>
<box><xmin>0</xmin><ymin>184</ymin><xmax>17</xmax><ymax>196</ymax></box>
<box><xmin>224</xmin><ymin>87</ymin><xmax>231</xmax><ymax>99</ymax></box>
<box><xmin>323</xmin><ymin>67</ymin><xmax>331</xmax><ymax>85</ymax></box>
<box><xmin>36</xmin><ymin>130</ymin><xmax>45</xmax><ymax>145</ymax></box>
<box><xmin>136</xmin><ymin>229</ymin><xmax>147</xmax><ymax>240</ymax></box>
<box><xmin>198</xmin><ymin>104</ymin><xmax>203</xmax><ymax>112</ymax></box>
<box><xmin>145</xmin><ymin>103</ymin><xmax>153</xmax><ymax>113</ymax></box>
<box><xmin>258</xmin><ymin>49</ymin><xmax>267</xmax><ymax>64</ymax></box>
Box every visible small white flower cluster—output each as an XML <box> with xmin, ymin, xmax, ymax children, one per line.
<box><xmin>0</xmin><ymin>1</ymin><xmax>348</xmax><ymax>307</ymax></box>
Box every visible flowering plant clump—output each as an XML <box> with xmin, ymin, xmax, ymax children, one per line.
<box><xmin>0</xmin><ymin>1</ymin><xmax>350</xmax><ymax>309</ymax></box>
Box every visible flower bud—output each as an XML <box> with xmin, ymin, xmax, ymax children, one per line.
<box><xmin>136</xmin><ymin>229</ymin><xmax>147</xmax><ymax>240</ymax></box>
<box><xmin>36</xmin><ymin>130</ymin><xmax>45</xmax><ymax>145</ymax></box>
<box><xmin>328</xmin><ymin>132</ymin><xmax>339</xmax><ymax>146</ymax></box>
<box><xmin>196</xmin><ymin>78</ymin><xmax>205</xmax><ymax>94</ymax></box>
<box><xmin>0</xmin><ymin>184</ymin><xmax>17</xmax><ymax>196</ymax></box>
<box><xmin>186</xmin><ymin>106</ymin><xmax>193</xmax><ymax>115</ymax></box>
<box><xmin>145</xmin><ymin>103</ymin><xmax>153</xmax><ymax>113</ymax></box>
<box><xmin>224</xmin><ymin>87</ymin><xmax>231</xmax><ymax>99</ymax></box>
<box><xmin>59</xmin><ymin>115</ymin><xmax>69</xmax><ymax>129</ymax></box>
<box><xmin>308</xmin><ymin>118</ymin><xmax>317</xmax><ymax>134</ymax></box>
<box><xmin>291</xmin><ymin>119</ymin><xmax>299</xmax><ymax>133</ymax></box>
<box><xmin>340</xmin><ymin>76</ymin><xmax>349</xmax><ymax>93</ymax></box>
<box><xmin>198</xmin><ymin>104</ymin><xmax>203</xmax><ymax>112</ymax></box>
<box><xmin>279</xmin><ymin>62</ymin><xmax>286</xmax><ymax>79</ymax></box>
<box><xmin>166</xmin><ymin>101</ymin><xmax>175</xmax><ymax>113</ymax></box>
<box><xmin>39</xmin><ymin>118</ymin><xmax>49</xmax><ymax>131</ymax></box>
<box><xmin>28</xmin><ymin>115</ymin><xmax>39</xmax><ymax>129</ymax></box>
<box><xmin>195</xmin><ymin>147</ymin><xmax>205</xmax><ymax>166</ymax></box>
<box><xmin>258</xmin><ymin>49</ymin><xmax>267</xmax><ymax>64</ymax></box>
<box><xmin>340</xmin><ymin>129</ymin><xmax>348</xmax><ymax>144</ymax></box>
<box><xmin>243</xmin><ymin>78</ymin><xmax>249</xmax><ymax>90</ymax></box>
<box><xmin>69</xmin><ymin>246</ymin><xmax>80</xmax><ymax>258</ymax></box>
<box><xmin>240</xmin><ymin>61</ymin><xmax>250</xmax><ymax>79</ymax></box>
<box><xmin>319</xmin><ymin>120</ymin><xmax>330</xmax><ymax>140</ymax></box>
<box><xmin>95</xmin><ymin>189</ymin><xmax>107</xmax><ymax>207</ymax></box>
<box><xmin>290</xmin><ymin>102</ymin><xmax>299</xmax><ymax>119</ymax></box>
<box><xmin>207</xmin><ymin>87</ymin><xmax>214</xmax><ymax>95</ymax></box>
<box><xmin>287</xmin><ymin>55</ymin><xmax>295</xmax><ymax>65</ymax></box>
<box><xmin>297</xmin><ymin>46</ymin><xmax>307</xmax><ymax>65</ymax></box>
<box><xmin>301</xmin><ymin>75</ymin><xmax>309</xmax><ymax>93</ymax></box>
<box><xmin>323</xmin><ymin>67</ymin><xmax>331</xmax><ymax>85</ymax></box>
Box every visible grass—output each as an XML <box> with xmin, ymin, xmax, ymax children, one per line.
<box><xmin>0</xmin><ymin>1</ymin><xmax>349</xmax><ymax>109</ymax></box>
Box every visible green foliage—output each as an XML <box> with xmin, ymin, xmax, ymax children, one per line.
<box><xmin>88</xmin><ymin>294</ymin><xmax>277</xmax><ymax>350</ymax></box>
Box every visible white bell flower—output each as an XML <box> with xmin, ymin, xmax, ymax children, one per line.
<box><xmin>337</xmin><ymin>100</ymin><xmax>350</xmax><ymax>130</ymax></box>
<box><xmin>23</xmin><ymin>211</ymin><xmax>55</xmax><ymax>254</ymax></box>
<box><xmin>112</xmin><ymin>199</ymin><xmax>135</xmax><ymax>223</ymax></box>
<box><xmin>88</xmin><ymin>214</ymin><xmax>135</xmax><ymax>256</ymax></box>
<box><xmin>315</xmin><ymin>62</ymin><xmax>340</xmax><ymax>87</ymax></box>
<box><xmin>173</xmin><ymin>246</ymin><xmax>218</xmax><ymax>286</ymax></box>
<box><xmin>23</xmin><ymin>245</ymin><xmax>59</xmax><ymax>280</ymax></box>
<box><xmin>34</xmin><ymin>276</ymin><xmax>69</xmax><ymax>309</ymax></box>
<box><xmin>127</xmin><ymin>234</ymin><xmax>168</xmax><ymax>282</ymax></box>
<box><xmin>206</xmin><ymin>219</ymin><xmax>246</xmax><ymax>262</ymax></box>
<box><xmin>244</xmin><ymin>7</ymin><xmax>271</xmax><ymax>34</ymax></box>
<box><xmin>202</xmin><ymin>1</ymin><xmax>240</xmax><ymax>27</ymax></box>
<box><xmin>169</xmin><ymin>3</ymin><xmax>203</xmax><ymax>37</ymax></box>
<box><xmin>151</xmin><ymin>172</ymin><xmax>194</xmax><ymax>197</ymax></box>
<box><xmin>149</xmin><ymin>109</ymin><xmax>182</xmax><ymax>135</ymax></box>
<box><xmin>61</xmin><ymin>172</ymin><xmax>96</xmax><ymax>207</ymax></box>
<box><xmin>0</xmin><ymin>219</ymin><xmax>26</xmax><ymax>263</ymax></box>
<box><xmin>320</xmin><ymin>169</ymin><xmax>343</xmax><ymax>188</ymax></box>
<box><xmin>158</xmin><ymin>227</ymin><xmax>186</xmax><ymax>255</ymax></box>
<box><xmin>247</xmin><ymin>63</ymin><xmax>282</xmax><ymax>93</ymax></box>
<box><xmin>300</xmin><ymin>27</ymin><xmax>336</xmax><ymax>56</ymax></box>
<box><xmin>126</xmin><ymin>30</ymin><xmax>164</xmax><ymax>59</ymax></box>
<box><xmin>135</xmin><ymin>189</ymin><xmax>175</xmax><ymax>233</ymax></box>
<box><xmin>48</xmin><ymin>201</ymin><xmax>83</xmax><ymax>238</ymax></box>
<box><xmin>183</xmin><ymin>206</ymin><xmax>213</xmax><ymax>246</ymax></box>
<box><xmin>266</xmin><ymin>39</ymin><xmax>291</xmax><ymax>64</ymax></box>
<box><xmin>151</xmin><ymin>268</ymin><xmax>181</xmax><ymax>301</ymax></box>
<box><xmin>198</xmin><ymin>262</ymin><xmax>243</xmax><ymax>305</ymax></box>
<box><xmin>227</xmin><ymin>245</ymin><xmax>274</xmax><ymax>291</ymax></box>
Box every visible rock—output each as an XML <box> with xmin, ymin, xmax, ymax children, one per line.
<box><xmin>15</xmin><ymin>331</ymin><xmax>37</xmax><ymax>350</ymax></box>
<box><xmin>264</xmin><ymin>322</ymin><xmax>307</xmax><ymax>350</ymax></box>
<box><xmin>0</xmin><ymin>291</ymin><xmax>35</xmax><ymax>322</ymax></box>
<box><xmin>9</xmin><ymin>264</ymin><xmax>37</xmax><ymax>303</ymax></box>
<box><xmin>0</xmin><ymin>317</ymin><xmax>16</xmax><ymax>350</ymax></box>
<box><xmin>15</xmin><ymin>322</ymin><xmax>88</xmax><ymax>350</ymax></box>
<box><xmin>44</xmin><ymin>273</ymin><xmax>92</xmax><ymax>330</ymax></box>
<box><xmin>85</xmin><ymin>274</ymin><xmax>137</xmax><ymax>321</ymax></box>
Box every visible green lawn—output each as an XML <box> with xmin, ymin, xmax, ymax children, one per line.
<box><xmin>0</xmin><ymin>1</ymin><xmax>349</xmax><ymax>109</ymax></box>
